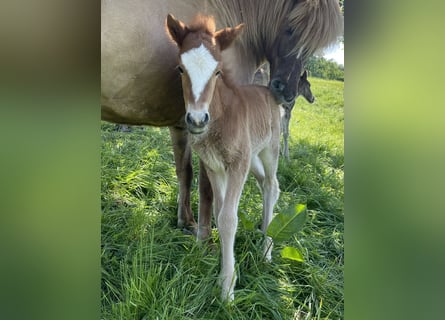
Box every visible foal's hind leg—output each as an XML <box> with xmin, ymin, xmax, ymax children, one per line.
<box><xmin>197</xmin><ymin>160</ymin><xmax>214</xmax><ymax>241</ymax></box>
<box><xmin>169</xmin><ymin>126</ymin><xmax>196</xmax><ymax>233</ymax></box>
<box><xmin>258</xmin><ymin>147</ymin><xmax>280</xmax><ymax>261</ymax></box>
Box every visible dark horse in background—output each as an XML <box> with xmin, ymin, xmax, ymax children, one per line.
<box><xmin>254</xmin><ymin>64</ymin><xmax>315</xmax><ymax>160</ymax></box>
<box><xmin>101</xmin><ymin>0</ymin><xmax>343</xmax><ymax>238</ymax></box>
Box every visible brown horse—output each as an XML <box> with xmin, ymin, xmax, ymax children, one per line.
<box><xmin>102</xmin><ymin>0</ymin><xmax>342</xmax><ymax>234</ymax></box>
<box><xmin>166</xmin><ymin>13</ymin><xmax>281</xmax><ymax>301</ymax></box>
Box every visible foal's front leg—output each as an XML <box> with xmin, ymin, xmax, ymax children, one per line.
<box><xmin>216</xmin><ymin>166</ymin><xmax>248</xmax><ymax>301</ymax></box>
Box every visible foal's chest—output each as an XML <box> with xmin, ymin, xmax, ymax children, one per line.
<box><xmin>191</xmin><ymin>133</ymin><xmax>244</xmax><ymax>173</ymax></box>
<box><xmin>191</xmin><ymin>139</ymin><xmax>227</xmax><ymax>173</ymax></box>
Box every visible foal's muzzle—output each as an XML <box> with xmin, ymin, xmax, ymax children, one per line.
<box><xmin>307</xmin><ymin>95</ymin><xmax>315</xmax><ymax>104</ymax></box>
<box><xmin>185</xmin><ymin>111</ymin><xmax>210</xmax><ymax>134</ymax></box>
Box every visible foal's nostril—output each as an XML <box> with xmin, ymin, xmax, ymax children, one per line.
<box><xmin>186</xmin><ymin>111</ymin><xmax>210</xmax><ymax>128</ymax></box>
<box><xmin>203</xmin><ymin>112</ymin><xmax>210</xmax><ymax>124</ymax></box>
<box><xmin>186</xmin><ymin>112</ymin><xmax>193</xmax><ymax>125</ymax></box>
<box><xmin>271</xmin><ymin>79</ymin><xmax>285</xmax><ymax>92</ymax></box>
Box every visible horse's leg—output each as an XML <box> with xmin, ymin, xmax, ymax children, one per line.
<box><xmin>205</xmin><ymin>168</ymin><xmax>226</xmax><ymax>231</ymax></box>
<box><xmin>203</xmin><ymin>166</ymin><xmax>227</xmax><ymax>245</ymax></box>
<box><xmin>217</xmin><ymin>164</ymin><xmax>248</xmax><ymax>301</ymax></box>
<box><xmin>258</xmin><ymin>146</ymin><xmax>280</xmax><ymax>261</ymax></box>
<box><xmin>197</xmin><ymin>160</ymin><xmax>214</xmax><ymax>241</ymax></box>
<box><xmin>282</xmin><ymin>105</ymin><xmax>291</xmax><ymax>160</ymax></box>
<box><xmin>250</xmin><ymin>154</ymin><xmax>266</xmax><ymax>202</ymax></box>
<box><xmin>169</xmin><ymin>126</ymin><xmax>196</xmax><ymax>233</ymax></box>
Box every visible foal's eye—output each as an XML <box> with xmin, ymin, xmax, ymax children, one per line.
<box><xmin>215</xmin><ymin>70</ymin><xmax>221</xmax><ymax>77</ymax></box>
<box><xmin>177</xmin><ymin>66</ymin><xmax>184</xmax><ymax>74</ymax></box>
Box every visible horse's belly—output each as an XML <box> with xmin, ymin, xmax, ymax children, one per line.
<box><xmin>101</xmin><ymin>0</ymin><xmax>200</xmax><ymax>126</ymax></box>
<box><xmin>101</xmin><ymin>96</ymin><xmax>185</xmax><ymax>126</ymax></box>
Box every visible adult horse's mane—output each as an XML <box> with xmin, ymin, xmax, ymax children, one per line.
<box><xmin>211</xmin><ymin>0</ymin><xmax>343</xmax><ymax>61</ymax></box>
<box><xmin>288</xmin><ymin>0</ymin><xmax>343</xmax><ymax>59</ymax></box>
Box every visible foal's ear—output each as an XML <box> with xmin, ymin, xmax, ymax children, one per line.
<box><xmin>301</xmin><ymin>69</ymin><xmax>308</xmax><ymax>80</ymax></box>
<box><xmin>166</xmin><ymin>14</ymin><xmax>188</xmax><ymax>46</ymax></box>
<box><xmin>214</xmin><ymin>23</ymin><xmax>245</xmax><ymax>51</ymax></box>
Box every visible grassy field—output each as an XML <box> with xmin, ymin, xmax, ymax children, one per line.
<box><xmin>101</xmin><ymin>77</ymin><xmax>344</xmax><ymax>319</ymax></box>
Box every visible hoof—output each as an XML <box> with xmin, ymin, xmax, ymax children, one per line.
<box><xmin>179</xmin><ymin>222</ymin><xmax>198</xmax><ymax>236</ymax></box>
<box><xmin>182</xmin><ymin>228</ymin><xmax>195</xmax><ymax>236</ymax></box>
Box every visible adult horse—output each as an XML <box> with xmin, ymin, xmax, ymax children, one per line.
<box><xmin>101</xmin><ymin>0</ymin><xmax>343</xmax><ymax>236</ymax></box>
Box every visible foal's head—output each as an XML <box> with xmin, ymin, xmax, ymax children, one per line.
<box><xmin>297</xmin><ymin>70</ymin><xmax>314</xmax><ymax>104</ymax></box>
<box><xmin>166</xmin><ymin>14</ymin><xmax>244</xmax><ymax>134</ymax></box>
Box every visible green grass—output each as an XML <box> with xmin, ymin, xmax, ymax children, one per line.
<box><xmin>101</xmin><ymin>77</ymin><xmax>343</xmax><ymax>319</ymax></box>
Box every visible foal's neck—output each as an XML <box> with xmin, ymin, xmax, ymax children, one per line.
<box><xmin>209</xmin><ymin>73</ymin><xmax>238</xmax><ymax>117</ymax></box>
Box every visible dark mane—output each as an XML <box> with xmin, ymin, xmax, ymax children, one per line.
<box><xmin>210</xmin><ymin>0</ymin><xmax>343</xmax><ymax>61</ymax></box>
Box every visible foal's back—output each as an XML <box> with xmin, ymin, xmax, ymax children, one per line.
<box><xmin>234</xmin><ymin>84</ymin><xmax>281</xmax><ymax>149</ymax></box>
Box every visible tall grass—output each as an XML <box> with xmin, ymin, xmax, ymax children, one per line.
<box><xmin>101</xmin><ymin>77</ymin><xmax>343</xmax><ymax>319</ymax></box>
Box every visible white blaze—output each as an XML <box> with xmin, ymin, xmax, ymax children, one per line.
<box><xmin>180</xmin><ymin>44</ymin><xmax>218</xmax><ymax>101</ymax></box>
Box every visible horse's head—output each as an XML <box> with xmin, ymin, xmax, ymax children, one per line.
<box><xmin>166</xmin><ymin>14</ymin><xmax>244</xmax><ymax>134</ymax></box>
<box><xmin>297</xmin><ymin>70</ymin><xmax>315</xmax><ymax>104</ymax></box>
<box><xmin>264</xmin><ymin>0</ymin><xmax>342</xmax><ymax>104</ymax></box>
<box><xmin>266</xmin><ymin>22</ymin><xmax>304</xmax><ymax>105</ymax></box>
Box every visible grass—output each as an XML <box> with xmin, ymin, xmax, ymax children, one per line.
<box><xmin>101</xmin><ymin>77</ymin><xmax>343</xmax><ymax>319</ymax></box>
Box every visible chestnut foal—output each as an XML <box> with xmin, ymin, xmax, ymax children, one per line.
<box><xmin>166</xmin><ymin>14</ymin><xmax>281</xmax><ymax>301</ymax></box>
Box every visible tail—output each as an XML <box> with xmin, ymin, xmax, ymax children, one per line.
<box><xmin>288</xmin><ymin>0</ymin><xmax>343</xmax><ymax>60</ymax></box>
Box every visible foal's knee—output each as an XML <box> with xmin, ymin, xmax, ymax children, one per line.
<box><xmin>218</xmin><ymin>210</ymin><xmax>238</xmax><ymax>238</ymax></box>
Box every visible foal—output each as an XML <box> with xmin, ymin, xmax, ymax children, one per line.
<box><xmin>281</xmin><ymin>70</ymin><xmax>315</xmax><ymax>160</ymax></box>
<box><xmin>166</xmin><ymin>14</ymin><xmax>281</xmax><ymax>301</ymax></box>
<box><xmin>254</xmin><ymin>65</ymin><xmax>315</xmax><ymax>159</ymax></box>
